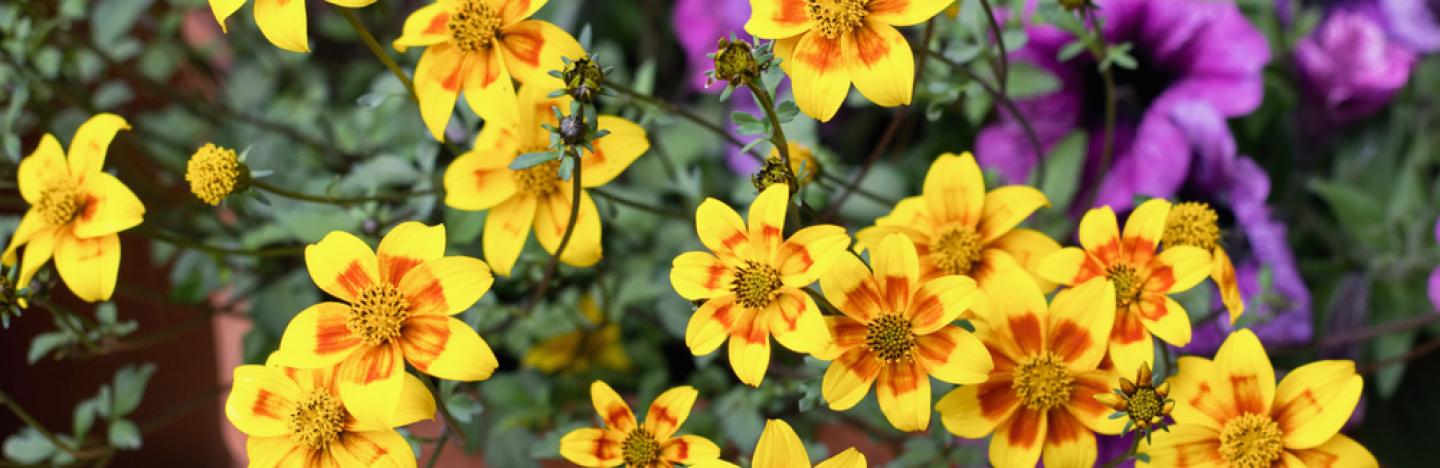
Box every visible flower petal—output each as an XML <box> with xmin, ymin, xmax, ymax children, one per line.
<box><xmin>671</xmin><ymin>251</ymin><xmax>735</xmax><ymax>300</ymax></box>
<box><xmin>923</xmin><ymin>152</ymin><xmax>986</xmax><ymax>230</ymax></box>
<box><xmin>17</xmin><ymin>134</ymin><xmax>68</xmax><ymax>204</ymax></box>
<box><xmin>245</xmin><ymin>435</ymin><xmax>312</xmax><ymax>467</ymax></box>
<box><xmin>376</xmin><ymin>222</ymin><xmax>446</xmax><ymax>285</ymax></box>
<box><xmin>872</xmin><ymin>233</ymin><xmax>921</xmax><ymax>314</ymax></box>
<box><xmin>73</xmin><ymin>172</ymin><xmax>145</xmax><ymax>239</ymax></box>
<box><xmin>306</xmin><ymin>231</ymin><xmax>380</xmax><ymax>303</ymax></box>
<box><xmin>392</xmin><ymin>372</ymin><xmax>437</xmax><ymax>427</ymax></box>
<box><xmin>53</xmin><ymin>232</ymin><xmax>120</xmax><ymax>302</ymax></box>
<box><xmin>745</xmin><ymin>0</ymin><xmax>812</xmax><ymax>38</ymax></box>
<box><xmin>696</xmin><ymin>197</ymin><xmax>749</xmax><ymax>258</ymax></box>
<box><xmin>392</xmin><ymin>2</ymin><xmax>450</xmax><ymax>52</ymax></box>
<box><xmin>1136</xmin><ymin>423</ymin><xmax>1223</xmax><ymax>468</ymax></box>
<box><xmin>774</xmin><ymin>225</ymin><xmax>851</xmax><ymax>287</ymax></box>
<box><xmin>534</xmin><ymin>187</ymin><xmax>602</xmax><ymax>267</ymax></box>
<box><xmin>581</xmin><ymin>116</ymin><xmax>649</xmax><ymax>187</ymax></box>
<box><xmin>1036</xmin><ymin>247</ymin><xmax>1094</xmax><ymax>287</ymax></box>
<box><xmin>1042</xmin><ymin>408</ymin><xmax>1098</xmax><ymax>468</ymax></box>
<box><xmin>1170</xmin><ymin>356</ymin><xmax>1224</xmax><ymax>430</ymax></box>
<box><xmin>463</xmin><ymin>45</ymin><xmax>521</xmax><ymax>129</ymax></box>
<box><xmin>843</xmin><ymin>20</ymin><xmax>913</xmax><ymax>107</ymax></box>
<box><xmin>908</xmin><ymin>274</ymin><xmax>980</xmax><ymax>334</ymax></box>
<box><xmin>482</xmin><ymin>195</ymin><xmax>537</xmax><ymax>277</ymax></box>
<box><xmin>414</xmin><ymin>44</ymin><xmax>467</xmax><ymax>140</ymax></box>
<box><xmin>14</xmin><ymin>226</ymin><xmax>56</xmax><ymax>295</ymax></box>
<box><xmin>686</xmin><ymin>294</ymin><xmax>741</xmax><ymax>355</ymax></box>
<box><xmin>817</xmin><ymin>315</ymin><xmax>868</xmax><ymax>360</ymax></box>
<box><xmin>1122</xmin><ymin>198</ymin><xmax>1170</xmax><ymax>254</ymax></box>
<box><xmin>728</xmin><ymin>307</ymin><xmax>772</xmax><ymax>387</ymax></box>
<box><xmin>819</xmin><ymin>252</ymin><xmax>884</xmax><ymax>323</ymax></box>
<box><xmin>1077</xmin><ymin>206</ymin><xmax>1121</xmax><ymax>255</ymax></box>
<box><xmin>590</xmin><ymin>380</ymin><xmax>637</xmax><ymax>433</ymax></box>
<box><xmin>1272</xmin><ymin>360</ymin><xmax>1363</xmax><ymax>449</ymax></box>
<box><xmin>876</xmin><ymin>359</ymin><xmax>932</xmax><ymax>432</ymax></box>
<box><xmin>209</xmin><ymin>0</ymin><xmax>246</xmax><ymax>33</ymax></box>
<box><xmin>330</xmin><ymin>430</ymin><xmax>413</xmax><ymax>468</ymax></box>
<box><xmin>986</xmin><ymin>228</ymin><xmax>1062</xmax><ymax>291</ymax></box>
<box><xmin>975</xmin><ymin>256</ymin><xmax>1049</xmax><ymax>358</ymax></box>
<box><xmin>936</xmin><ymin>378</ymin><xmax>1021</xmax><ymax>439</ymax></box>
<box><xmin>67</xmin><ymin>113</ymin><xmax>129</xmax><ymax>182</ymax></box>
<box><xmin>915</xmin><ymin>325</ymin><xmax>992</xmax><ymax>385</ymax></box>
<box><xmin>443</xmin><ymin>149</ymin><xmax>518</xmax><ymax>211</ymax></box>
<box><xmin>1106</xmin><ymin>309</ymin><xmax>1154</xmax><ymax>382</ymax></box>
<box><xmin>867</xmin><ymin>0</ymin><xmax>955</xmax><ymax>26</ymax></box>
<box><xmin>1213</xmin><ymin>329</ymin><xmax>1276</xmax><ymax>419</ymax></box>
<box><xmin>990</xmin><ymin>407</ymin><xmax>1047</xmax><ymax>468</ymax></box>
<box><xmin>1137</xmin><ymin>295</ymin><xmax>1192</xmax><ymax>347</ymax></box>
<box><xmin>1290</xmin><ymin>434</ymin><xmax>1379</xmax><ymax>468</ymax></box>
<box><xmin>225</xmin><ymin>365</ymin><xmax>299</xmax><ymax>437</ymax></box>
<box><xmin>1155</xmin><ymin>245</ymin><xmax>1211</xmax><ymax>293</ymax></box>
<box><xmin>753</xmin><ymin>419</ymin><xmax>812</xmax><ymax>468</ymax></box>
<box><xmin>499</xmin><ymin>19</ymin><xmax>584</xmax><ymax>85</ymax></box>
<box><xmin>2</xmin><ymin>210</ymin><xmax>45</xmax><ymax>266</ymax></box>
<box><xmin>767</xmin><ymin>289</ymin><xmax>831</xmax><ymax>355</ymax></box>
<box><xmin>822</xmin><ymin>347</ymin><xmax>882</xmax><ymax>410</ymax></box>
<box><xmin>789</xmin><ymin>31</ymin><xmax>851</xmax><ymax>122</ymax></box>
<box><xmin>495</xmin><ymin>0</ymin><xmax>547</xmax><ymax>24</ymax></box>
<box><xmin>1211</xmin><ymin>248</ymin><xmax>1244</xmax><ymax>324</ymax></box>
<box><xmin>1067</xmin><ymin>370</ymin><xmax>1125</xmax><ymax>434</ymax></box>
<box><xmin>643</xmin><ymin>385</ymin><xmax>698</xmax><ymax>439</ymax></box>
<box><xmin>399</xmin><ymin>315</ymin><xmax>498</xmax><ymax>381</ymax></box>
<box><xmin>253</xmin><ymin>0</ymin><xmax>309</xmax><ymax>52</ymax></box>
<box><xmin>337</xmin><ymin>343</ymin><xmax>406</xmax><ymax>428</ymax></box>
<box><xmin>662</xmin><ymin>434</ymin><xmax>722</xmax><ymax>465</ymax></box>
<box><xmin>815</xmin><ymin>447</ymin><xmax>866</xmax><ymax>468</ymax></box>
<box><xmin>748</xmin><ymin>184</ymin><xmax>790</xmax><ymax>258</ymax></box>
<box><xmin>275</xmin><ymin>302</ymin><xmax>363</xmax><ymax>368</ymax></box>
<box><xmin>978</xmin><ymin>185</ymin><xmax>1048</xmax><ymax>244</ymax></box>
<box><xmin>1046</xmin><ymin>279</ymin><xmax>1115</xmax><ymax>371</ymax></box>
<box><xmin>559</xmin><ymin>427</ymin><xmax>625</xmax><ymax>467</ymax></box>
<box><xmin>398</xmin><ymin>256</ymin><xmax>494</xmax><ymax>315</ymax></box>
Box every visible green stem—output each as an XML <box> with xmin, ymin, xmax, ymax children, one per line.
<box><xmin>338</xmin><ymin>8</ymin><xmax>417</xmax><ymax>102</ymax></box>
<box><xmin>32</xmin><ymin>299</ymin><xmax>101</xmax><ymax>354</ymax></box>
<box><xmin>250</xmin><ymin>180</ymin><xmax>435</xmax><ymax>206</ymax></box>
<box><xmin>589</xmin><ymin>187</ymin><xmax>691</xmax><ymax>220</ymax></box>
<box><xmin>979</xmin><ymin>0</ymin><xmax>1009</xmax><ymax>95</ymax></box>
<box><xmin>420</xmin><ymin>377</ymin><xmax>469</xmax><ymax>442</ymax></box>
<box><xmin>424</xmin><ymin>427</ymin><xmax>452</xmax><ymax>468</ymax></box>
<box><xmin>604</xmin><ymin>79</ymin><xmax>765</xmax><ymax>162</ymax></box>
<box><xmin>1080</xmin><ymin>8</ymin><xmax>1118</xmax><ymax>211</ymax></box>
<box><xmin>745</xmin><ymin>82</ymin><xmax>797</xmax><ymax>187</ymax></box>
<box><xmin>923</xmin><ymin>48</ymin><xmax>1046</xmax><ymax>187</ymax></box>
<box><xmin>136</xmin><ymin>228</ymin><xmax>305</xmax><ymax>258</ymax></box>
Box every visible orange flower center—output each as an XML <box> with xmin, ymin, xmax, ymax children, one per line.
<box><xmin>731</xmin><ymin>260</ymin><xmax>784</xmax><ymax>309</ymax></box>
<box><xmin>807</xmin><ymin>0</ymin><xmax>868</xmax><ymax>39</ymax></box>
<box><xmin>1162</xmin><ymin>201</ymin><xmax>1220</xmax><ymax>251</ymax></box>
<box><xmin>348</xmin><ymin>284</ymin><xmax>410</xmax><ymax>345</ymax></box>
<box><xmin>1012</xmin><ymin>352</ymin><xmax>1074</xmax><ymax>411</ymax></box>
<box><xmin>932</xmin><ymin>226</ymin><xmax>984</xmax><ymax>276</ymax></box>
<box><xmin>448</xmin><ymin>0</ymin><xmax>502</xmax><ymax>53</ymax></box>
<box><xmin>1218</xmin><ymin>413</ymin><xmax>1284</xmax><ymax>468</ymax></box>
<box><xmin>287</xmin><ymin>391</ymin><xmax>346</xmax><ymax>451</ymax></box>
<box><xmin>865</xmin><ymin>313</ymin><xmax>916</xmax><ymax>362</ymax></box>
<box><xmin>1105</xmin><ymin>263</ymin><xmax>1143</xmax><ymax>308</ymax></box>
<box><xmin>512</xmin><ymin>158</ymin><xmax>563</xmax><ymax>197</ymax></box>
<box><xmin>37</xmin><ymin>182</ymin><xmax>83</xmax><ymax>226</ymax></box>
<box><xmin>621</xmin><ymin>427</ymin><xmax>661</xmax><ymax>467</ymax></box>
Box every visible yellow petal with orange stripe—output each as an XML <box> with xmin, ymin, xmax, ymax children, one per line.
<box><xmin>331</xmin><ymin>430</ymin><xmax>414</xmax><ymax>467</ymax></box>
<box><xmin>1290</xmin><ymin>434</ymin><xmax>1378</xmax><ymax>468</ymax></box>
<box><xmin>643</xmin><ymin>385</ymin><xmax>698</xmax><ymax>439</ymax></box>
<box><xmin>559</xmin><ymin>427</ymin><xmax>625</xmax><ymax>467</ymax></box>
<box><xmin>225</xmin><ymin>365</ymin><xmax>299</xmax><ymax>437</ymax></box>
<box><xmin>914</xmin><ymin>326</ymin><xmax>991</xmax><ymax>384</ymax></box>
<box><xmin>1272</xmin><ymin>360</ymin><xmax>1362</xmax><ymax>449</ymax></box>
<box><xmin>1122</xmin><ymin>198</ymin><xmax>1170</xmax><ymax>253</ymax></box>
<box><xmin>789</xmin><ymin>31</ymin><xmax>851</xmax><ymax>122</ymax></box>
<box><xmin>696</xmin><ymin>197</ymin><xmax>749</xmax><ymax>258</ymax></box>
<box><xmin>876</xmin><ymin>360</ymin><xmax>931</xmax><ymax>432</ymax></box>
<box><xmin>748</xmin><ymin>184</ymin><xmax>790</xmax><ymax>257</ymax></box>
<box><xmin>990</xmin><ymin>407</ymin><xmax>1047</xmax><ymax>468</ymax></box>
<box><xmin>1211</xmin><ymin>247</ymin><xmax>1245</xmax><ymax>324</ymax></box>
<box><xmin>398</xmin><ymin>315</ymin><xmax>498</xmax><ymax>381</ymax></box>
<box><xmin>843</xmin><ymin>21</ymin><xmax>912</xmax><ymax>107</ymax></box>
<box><xmin>767</xmin><ymin>289</ymin><xmax>831</xmax><ymax>355</ymax></box>
<box><xmin>872</xmin><ymin>234</ymin><xmax>921</xmax><ymax>314</ymax></box>
<box><xmin>671</xmin><ymin>251</ymin><xmax>735</xmax><ymax>300</ymax></box>
<box><xmin>73</xmin><ymin>172</ymin><xmax>145</xmax><ymax>239</ymax></box>
<box><xmin>662</xmin><ymin>434</ymin><xmax>721</xmax><ymax>465</ymax></box>
<box><xmin>498</xmin><ymin>19</ymin><xmax>584</xmax><ymax>85</ymax></box>
<box><xmin>275</xmin><ymin>302</ymin><xmax>362</xmax><ymax>368</ymax></box>
<box><xmin>774</xmin><ymin>224</ymin><xmax>850</xmax><ymax>287</ymax></box>
<box><xmin>745</xmin><ymin>0</ymin><xmax>813</xmax><ymax>38</ymax></box>
<box><xmin>375</xmin><ymin>222</ymin><xmax>446</xmax><ymax>285</ymax></box>
<box><xmin>823</xmin><ymin>348</ymin><xmax>882</xmax><ymax>410</ymax></box>
<box><xmin>908</xmin><ymin>274</ymin><xmax>980</xmax><ymax>334</ymax></box>
<box><xmin>1046</xmin><ymin>279</ymin><xmax>1115</xmax><ymax>372</ymax></box>
<box><xmin>728</xmin><ymin>307</ymin><xmax>773</xmax><ymax>387</ymax></box>
<box><xmin>686</xmin><ymin>294</ymin><xmax>741</xmax><ymax>356</ymax></box>
<box><xmin>305</xmin><ymin>231</ymin><xmax>379</xmax><ymax>303</ymax></box>
<box><xmin>337</xmin><ymin>342</ymin><xmax>406</xmax><ymax>428</ymax></box>
<box><xmin>819</xmin><ymin>253</ymin><xmax>884</xmax><ymax>324</ymax></box>
<box><xmin>1077</xmin><ymin>206</ymin><xmax>1120</xmax><ymax>255</ymax></box>
<box><xmin>1213</xmin><ymin>329</ymin><xmax>1276</xmax><ymax>419</ymax></box>
<box><xmin>398</xmin><ymin>256</ymin><xmax>494</xmax><ymax>316</ymax></box>
<box><xmin>53</xmin><ymin>232</ymin><xmax>120</xmax><ymax>302</ymax></box>
<box><xmin>463</xmin><ymin>44</ymin><xmax>520</xmax><ymax>130</ymax></box>
<box><xmin>589</xmin><ymin>380</ymin><xmax>637</xmax><ymax>432</ymax></box>
<box><xmin>922</xmin><ymin>153</ymin><xmax>986</xmax><ymax>229</ymax></box>
<box><xmin>1136</xmin><ymin>423</ymin><xmax>1223</xmax><ymax>468</ymax></box>
<box><xmin>936</xmin><ymin>378</ymin><xmax>1020</xmax><ymax>439</ymax></box>
<box><xmin>393</xmin><ymin>2</ymin><xmax>450</xmax><ymax>52</ymax></box>
<box><xmin>414</xmin><ymin>43</ymin><xmax>466</xmax><ymax>140</ymax></box>
<box><xmin>1042</xmin><ymin>408</ymin><xmax>1098</xmax><ymax>468</ymax></box>
<box><xmin>867</xmin><ymin>0</ymin><xmax>956</xmax><ymax>26</ymax></box>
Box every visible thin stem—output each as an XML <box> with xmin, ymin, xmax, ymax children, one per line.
<box><xmin>0</xmin><ymin>387</ymin><xmax>108</xmax><ymax>459</ymax></box>
<box><xmin>745</xmin><ymin>82</ymin><xmax>797</xmax><ymax>186</ymax></box>
<box><xmin>250</xmin><ymin>180</ymin><xmax>436</xmax><ymax>206</ymax></box>
<box><xmin>979</xmin><ymin>0</ymin><xmax>1009</xmax><ymax>95</ymax></box>
<box><xmin>421</xmin><ymin>377</ymin><xmax>469</xmax><ymax>442</ymax></box>
<box><xmin>1080</xmin><ymin>8</ymin><xmax>1118</xmax><ymax>210</ymax></box>
<box><xmin>424</xmin><ymin>427</ymin><xmax>452</xmax><ymax>468</ymax></box>
<box><xmin>339</xmin><ymin>8</ymin><xmax>418</xmax><ymax>101</ymax></box>
<box><xmin>605</xmin><ymin>79</ymin><xmax>765</xmax><ymax>162</ymax></box>
<box><xmin>814</xmin><ymin>173</ymin><xmax>897</xmax><ymax>206</ymax></box>
<box><xmin>523</xmin><ymin>145</ymin><xmax>586</xmax><ymax>316</ymax></box>
<box><xmin>1359</xmin><ymin>336</ymin><xmax>1440</xmax><ymax>375</ymax></box>
<box><xmin>1316</xmin><ymin>312</ymin><xmax>1440</xmax><ymax>348</ymax></box>
<box><xmin>923</xmin><ymin>48</ymin><xmax>1047</xmax><ymax>190</ymax></box>
<box><xmin>33</xmin><ymin>299</ymin><xmax>101</xmax><ymax>354</ymax></box>
<box><xmin>137</xmin><ymin>228</ymin><xmax>306</xmax><ymax>258</ymax></box>
<box><xmin>589</xmin><ymin>187</ymin><xmax>691</xmax><ymax>220</ymax></box>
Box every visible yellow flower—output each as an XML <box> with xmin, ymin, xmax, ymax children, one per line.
<box><xmin>669</xmin><ymin>184</ymin><xmax>851</xmax><ymax>386</ymax></box>
<box><xmin>273</xmin><ymin>221</ymin><xmax>497</xmax><ymax>427</ymax></box>
<box><xmin>560</xmin><ymin>381</ymin><xmax>721</xmax><ymax>467</ymax></box>
<box><xmin>186</xmin><ymin>143</ymin><xmax>243</xmax><ymax>206</ymax></box>
<box><xmin>693</xmin><ymin>419</ymin><xmax>867</xmax><ymax>468</ymax></box>
<box><xmin>1139</xmin><ymin>329</ymin><xmax>1377</xmax><ymax>468</ymax></box>
<box><xmin>2</xmin><ymin>113</ymin><xmax>145</xmax><ymax>303</ymax></box>
<box><xmin>935</xmin><ymin>256</ymin><xmax>1124</xmax><ymax>468</ymax></box>
<box><xmin>442</xmin><ymin>84</ymin><xmax>649</xmax><ymax>276</ymax></box>
<box><xmin>1036</xmin><ymin>199</ymin><xmax>1212</xmax><ymax>375</ymax></box>
<box><xmin>816</xmin><ymin>234</ymin><xmax>992</xmax><ymax>432</ymax></box>
<box><xmin>523</xmin><ymin>295</ymin><xmax>632</xmax><ymax>374</ymax></box>
<box><xmin>208</xmin><ymin>0</ymin><xmax>375</xmax><ymax>53</ymax></box>
<box><xmin>856</xmin><ymin>152</ymin><xmax>1058</xmax><ymax>291</ymax></box>
<box><xmin>1162</xmin><ymin>201</ymin><xmax>1244</xmax><ymax>324</ymax></box>
<box><xmin>1093</xmin><ymin>362</ymin><xmax>1175</xmax><ymax>436</ymax></box>
<box><xmin>225</xmin><ymin>355</ymin><xmax>435</xmax><ymax>467</ymax></box>
<box><xmin>394</xmin><ymin>0</ymin><xmax>584</xmax><ymax>140</ymax></box>
<box><xmin>746</xmin><ymin>0</ymin><xmax>955</xmax><ymax>121</ymax></box>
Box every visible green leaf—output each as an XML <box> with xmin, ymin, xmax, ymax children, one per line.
<box><xmin>445</xmin><ymin>394</ymin><xmax>484</xmax><ymax>424</ymax></box>
<box><xmin>775</xmin><ymin>101</ymin><xmax>800</xmax><ymax>123</ymax></box>
<box><xmin>74</xmin><ymin>398</ymin><xmax>99</xmax><ymax>438</ymax></box>
<box><xmin>1058</xmin><ymin>40</ymin><xmax>1088</xmax><ymax>62</ymax></box>
<box><xmin>90</xmin><ymin>0</ymin><xmax>155</xmax><ymax>48</ymax></box>
<box><xmin>107</xmin><ymin>419</ymin><xmax>142</xmax><ymax>450</ymax></box>
<box><xmin>509</xmin><ymin>151</ymin><xmax>556</xmax><ymax>170</ymax></box>
<box><xmin>112</xmin><ymin>363</ymin><xmax>157</xmax><ymax>417</ymax></box>
<box><xmin>27</xmin><ymin>331</ymin><xmax>69</xmax><ymax>364</ymax></box>
<box><xmin>1031</xmin><ymin>131</ymin><xmax>1086</xmax><ymax>211</ymax></box>
<box><xmin>2</xmin><ymin>428</ymin><xmax>56</xmax><ymax>464</ymax></box>
<box><xmin>96</xmin><ymin>303</ymin><xmax>118</xmax><ymax>325</ymax></box>
<box><xmin>1309</xmin><ymin>179</ymin><xmax>1386</xmax><ymax>245</ymax></box>
<box><xmin>731</xmin><ymin>111</ymin><xmax>766</xmax><ymax>135</ymax></box>
<box><xmin>1005</xmin><ymin>62</ymin><xmax>1061</xmax><ymax>99</ymax></box>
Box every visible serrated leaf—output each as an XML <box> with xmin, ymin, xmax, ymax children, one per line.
<box><xmin>107</xmin><ymin>419</ymin><xmax>141</xmax><ymax>450</ymax></box>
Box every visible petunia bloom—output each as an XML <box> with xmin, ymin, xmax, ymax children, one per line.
<box><xmin>745</xmin><ymin>0</ymin><xmax>954</xmax><ymax>121</ymax></box>
<box><xmin>394</xmin><ymin>0</ymin><xmax>584</xmax><ymax>140</ymax></box>
<box><xmin>935</xmin><ymin>257</ymin><xmax>1124</xmax><ymax>468</ymax></box>
<box><xmin>693</xmin><ymin>419</ymin><xmax>867</xmax><ymax>468</ymax></box>
<box><xmin>856</xmin><ymin>152</ymin><xmax>1058</xmax><ymax>291</ymax></box>
<box><xmin>1037</xmin><ymin>199</ymin><xmax>1211</xmax><ymax>376</ymax></box>
<box><xmin>209</xmin><ymin>0</ymin><xmax>375</xmax><ymax>53</ymax></box>
<box><xmin>3</xmin><ymin>113</ymin><xmax>145</xmax><ymax>303</ymax></box>
<box><xmin>522</xmin><ymin>295</ymin><xmax>632</xmax><ymax>374</ymax></box>
<box><xmin>1381</xmin><ymin>0</ymin><xmax>1440</xmax><ymax>52</ymax></box>
<box><xmin>559</xmin><ymin>381</ymin><xmax>721</xmax><ymax>467</ymax></box>
<box><xmin>816</xmin><ymin>234</ymin><xmax>992</xmax><ymax>432</ymax></box>
<box><xmin>443</xmin><ymin>84</ymin><xmax>649</xmax><ymax>276</ymax></box>
<box><xmin>225</xmin><ymin>356</ymin><xmax>435</xmax><ymax>467</ymax></box>
<box><xmin>1140</xmin><ymin>329</ymin><xmax>1378</xmax><ymax>467</ymax></box>
<box><xmin>1295</xmin><ymin>8</ymin><xmax>1416</xmax><ymax>125</ymax></box>
<box><xmin>273</xmin><ymin>222</ymin><xmax>498</xmax><ymax>427</ymax></box>
<box><xmin>669</xmin><ymin>184</ymin><xmax>850</xmax><ymax>386</ymax></box>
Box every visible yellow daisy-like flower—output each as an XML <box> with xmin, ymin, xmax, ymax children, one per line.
<box><xmin>2</xmin><ymin>113</ymin><xmax>145</xmax><ymax>303</ymax></box>
<box><xmin>225</xmin><ymin>356</ymin><xmax>435</xmax><ymax>467</ymax></box>
<box><xmin>523</xmin><ymin>295</ymin><xmax>632</xmax><ymax>374</ymax></box>
<box><xmin>856</xmin><ymin>152</ymin><xmax>1058</xmax><ymax>290</ymax></box>
<box><xmin>273</xmin><ymin>221</ymin><xmax>498</xmax><ymax>427</ymax></box>
<box><xmin>693</xmin><ymin>419</ymin><xmax>867</xmax><ymax>468</ymax></box>
<box><xmin>443</xmin><ymin>84</ymin><xmax>649</xmax><ymax>276</ymax></box>
<box><xmin>1139</xmin><ymin>329</ymin><xmax>1377</xmax><ymax>468</ymax></box>
<box><xmin>669</xmin><ymin>184</ymin><xmax>851</xmax><ymax>386</ymax></box>
<box><xmin>745</xmin><ymin>0</ymin><xmax>954</xmax><ymax>121</ymax></box>
<box><xmin>1161</xmin><ymin>201</ymin><xmax>1244</xmax><ymax>324</ymax></box>
<box><xmin>816</xmin><ymin>234</ymin><xmax>992</xmax><ymax>432</ymax></box>
<box><xmin>935</xmin><ymin>256</ymin><xmax>1124</xmax><ymax>468</ymax></box>
<box><xmin>208</xmin><ymin>0</ymin><xmax>375</xmax><ymax>53</ymax></box>
<box><xmin>559</xmin><ymin>381</ymin><xmax>721</xmax><ymax>467</ymax></box>
<box><xmin>1036</xmin><ymin>199</ymin><xmax>1212</xmax><ymax>375</ymax></box>
<box><xmin>394</xmin><ymin>0</ymin><xmax>584</xmax><ymax>140</ymax></box>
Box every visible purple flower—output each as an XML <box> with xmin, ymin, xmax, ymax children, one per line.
<box><xmin>1430</xmin><ymin>217</ymin><xmax>1440</xmax><ymax>311</ymax></box>
<box><xmin>1381</xmin><ymin>0</ymin><xmax>1440</xmax><ymax>52</ymax></box>
<box><xmin>976</xmin><ymin>0</ymin><xmax>1270</xmax><ymax>211</ymax></box>
<box><xmin>1168</xmin><ymin>103</ymin><xmax>1313</xmax><ymax>355</ymax></box>
<box><xmin>1295</xmin><ymin>8</ymin><xmax>1417</xmax><ymax>125</ymax></box>
<box><xmin>672</xmin><ymin>0</ymin><xmax>765</xmax><ymax>174</ymax></box>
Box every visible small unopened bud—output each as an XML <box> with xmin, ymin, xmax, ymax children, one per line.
<box><xmin>562</xmin><ymin>55</ymin><xmax>606</xmax><ymax>103</ymax></box>
<box><xmin>558</xmin><ymin>115</ymin><xmax>588</xmax><ymax>146</ymax></box>
<box><xmin>712</xmin><ymin>37</ymin><xmax>759</xmax><ymax>86</ymax></box>
<box><xmin>751</xmin><ymin>157</ymin><xmax>798</xmax><ymax>194</ymax></box>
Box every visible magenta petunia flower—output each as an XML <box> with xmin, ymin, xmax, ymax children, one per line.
<box><xmin>1382</xmin><ymin>0</ymin><xmax>1440</xmax><ymax>52</ymax></box>
<box><xmin>672</xmin><ymin>0</ymin><xmax>764</xmax><ymax>174</ymax></box>
<box><xmin>1295</xmin><ymin>8</ymin><xmax>1416</xmax><ymax>125</ymax></box>
<box><xmin>975</xmin><ymin>0</ymin><xmax>1270</xmax><ymax>211</ymax></box>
